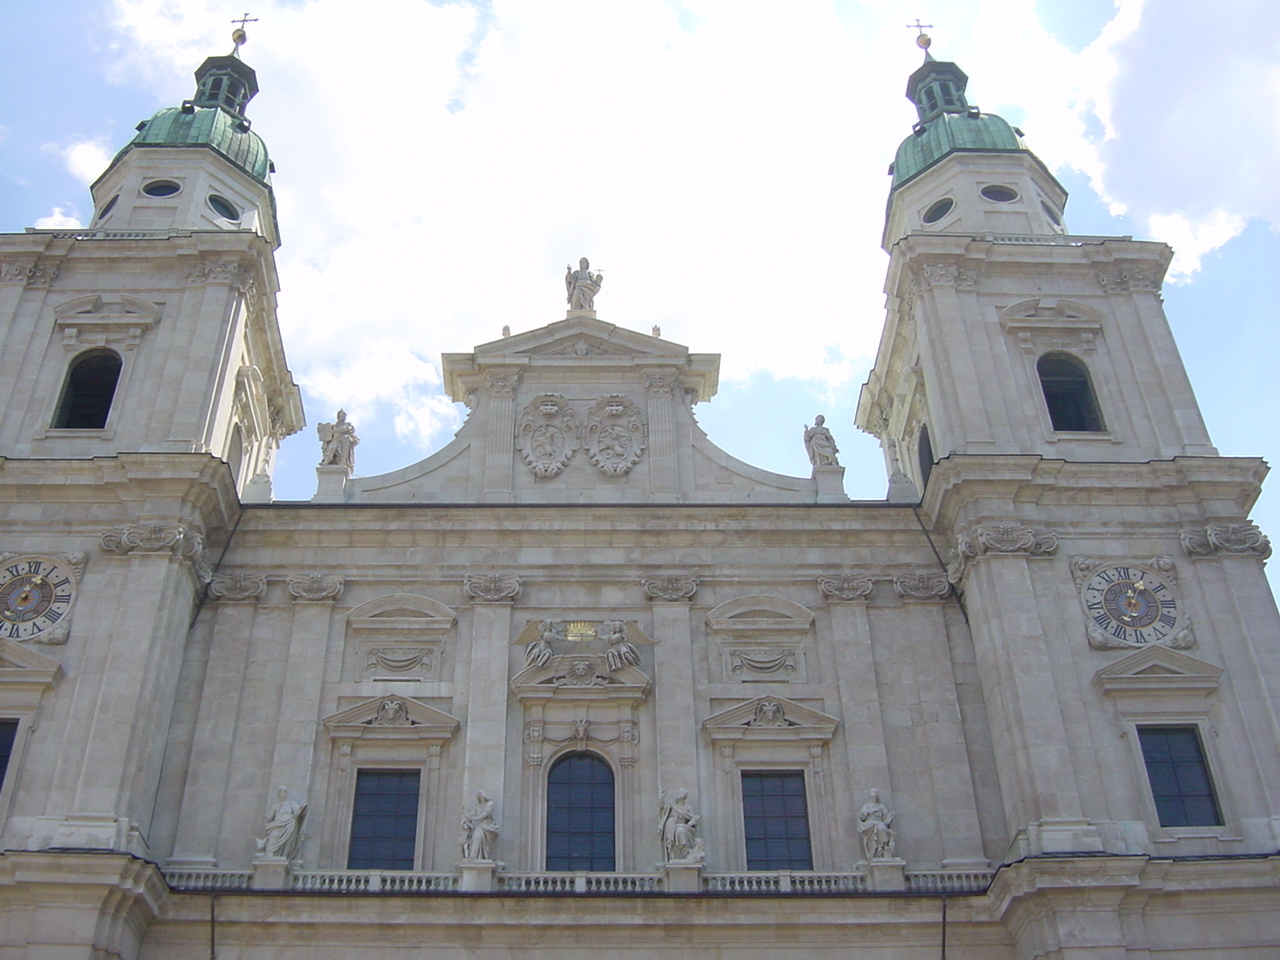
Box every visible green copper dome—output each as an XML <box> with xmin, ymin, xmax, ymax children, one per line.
<box><xmin>891</xmin><ymin>110</ymin><xmax>1026</xmax><ymax>188</ymax></box>
<box><xmin>107</xmin><ymin>48</ymin><xmax>271</xmax><ymax>183</ymax></box>
<box><xmin>121</xmin><ymin>105</ymin><xmax>271</xmax><ymax>182</ymax></box>
<box><xmin>889</xmin><ymin>54</ymin><xmax>1029</xmax><ymax>189</ymax></box>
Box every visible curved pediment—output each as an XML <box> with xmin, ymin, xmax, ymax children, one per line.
<box><xmin>707</xmin><ymin>596</ymin><xmax>815</xmax><ymax>633</ymax></box>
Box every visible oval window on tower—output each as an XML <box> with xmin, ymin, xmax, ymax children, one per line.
<box><xmin>96</xmin><ymin>194</ymin><xmax>120</xmax><ymax>221</ymax></box>
<box><xmin>922</xmin><ymin>198</ymin><xmax>954</xmax><ymax>224</ymax></box>
<box><xmin>207</xmin><ymin>195</ymin><xmax>241</xmax><ymax>222</ymax></box>
<box><xmin>980</xmin><ymin>184</ymin><xmax>1019</xmax><ymax>203</ymax></box>
<box><xmin>142</xmin><ymin>180</ymin><xmax>181</xmax><ymax>198</ymax></box>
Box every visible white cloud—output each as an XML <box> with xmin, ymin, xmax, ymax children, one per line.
<box><xmin>1147</xmin><ymin>210</ymin><xmax>1247</xmax><ymax>278</ymax></box>
<box><xmin>33</xmin><ymin>208</ymin><xmax>83</xmax><ymax>229</ymax></box>
<box><xmin>58</xmin><ymin>140</ymin><xmax>113</xmax><ymax>185</ymax></box>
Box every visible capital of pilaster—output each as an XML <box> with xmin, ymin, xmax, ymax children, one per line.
<box><xmin>643</xmin><ymin>373</ymin><xmax>681</xmax><ymax>398</ymax></box>
<box><xmin>485</xmin><ymin>372</ymin><xmax>520</xmax><ymax>398</ymax></box>
<box><xmin>465</xmin><ymin>573</ymin><xmax>522</xmax><ymax>603</ymax></box>
<box><xmin>0</xmin><ymin>259</ymin><xmax>58</xmax><ymax>287</ymax></box>
<box><xmin>642</xmin><ymin>574</ymin><xmax>698</xmax><ymax>602</ymax></box>
<box><xmin>287</xmin><ymin>574</ymin><xmax>343</xmax><ymax>603</ymax></box>
<box><xmin>947</xmin><ymin>520</ymin><xmax>1059</xmax><ymax>584</ymax></box>
<box><xmin>209</xmin><ymin>573</ymin><xmax>267</xmax><ymax>603</ymax></box>
<box><xmin>99</xmin><ymin>521</ymin><xmax>211</xmax><ymax>583</ymax></box>
<box><xmin>1181</xmin><ymin>521</ymin><xmax>1271</xmax><ymax>561</ymax></box>
<box><xmin>818</xmin><ymin>575</ymin><xmax>874</xmax><ymax>602</ymax></box>
<box><xmin>892</xmin><ymin>573</ymin><xmax>950</xmax><ymax>600</ymax></box>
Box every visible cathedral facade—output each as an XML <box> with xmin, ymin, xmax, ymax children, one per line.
<box><xmin>0</xmin><ymin>33</ymin><xmax>1277</xmax><ymax>960</ymax></box>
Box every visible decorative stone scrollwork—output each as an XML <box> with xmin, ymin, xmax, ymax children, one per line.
<box><xmin>485</xmin><ymin>373</ymin><xmax>520</xmax><ymax>398</ymax></box>
<box><xmin>287</xmin><ymin>574</ymin><xmax>343</xmax><ymax>602</ymax></box>
<box><xmin>1181</xmin><ymin>522</ymin><xmax>1271</xmax><ymax>561</ymax></box>
<box><xmin>465</xmin><ymin>574</ymin><xmax>522</xmax><ymax>603</ymax></box>
<box><xmin>818</xmin><ymin>575</ymin><xmax>874</xmax><ymax>602</ymax></box>
<box><xmin>644</xmin><ymin>374</ymin><xmax>680</xmax><ymax>398</ymax></box>
<box><xmin>948</xmin><ymin>521</ymin><xmax>1059</xmax><ymax>584</ymax></box>
<box><xmin>0</xmin><ymin>261</ymin><xmax>58</xmax><ymax>287</ymax></box>
<box><xmin>185</xmin><ymin>260</ymin><xmax>252</xmax><ymax>292</ymax></box>
<box><xmin>208</xmin><ymin>573</ymin><xmax>267</xmax><ymax>602</ymax></box>
<box><xmin>920</xmin><ymin>263</ymin><xmax>958</xmax><ymax>286</ymax></box>
<box><xmin>642</xmin><ymin>574</ymin><xmax>698</xmax><ymax>602</ymax></box>
<box><xmin>586</xmin><ymin>395</ymin><xmax>646</xmax><ymax>476</ymax></box>
<box><xmin>747</xmin><ymin>699</ymin><xmax>794</xmax><ymax>727</ymax></box>
<box><xmin>1097</xmin><ymin>267</ymin><xmax>1158</xmax><ymax>293</ymax></box>
<box><xmin>893</xmin><ymin>573</ymin><xmax>949</xmax><ymax>600</ymax></box>
<box><xmin>728</xmin><ymin>648</ymin><xmax>797</xmax><ymax>679</ymax></box>
<box><xmin>99</xmin><ymin>523</ymin><xmax>211</xmax><ymax>583</ymax></box>
<box><xmin>547</xmin><ymin>658</ymin><xmax>618</xmax><ymax>687</ymax></box>
<box><xmin>516</xmin><ymin>394</ymin><xmax>579</xmax><ymax>478</ymax></box>
<box><xmin>0</xmin><ymin>551</ymin><xmax>90</xmax><ymax>583</ymax></box>
<box><xmin>369</xmin><ymin>697</ymin><xmax>416</xmax><ymax>726</ymax></box>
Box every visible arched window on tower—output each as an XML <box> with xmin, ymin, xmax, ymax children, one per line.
<box><xmin>52</xmin><ymin>350</ymin><xmax>123</xmax><ymax>429</ymax></box>
<box><xmin>1037</xmin><ymin>353</ymin><xmax>1105</xmax><ymax>432</ymax></box>
<box><xmin>917</xmin><ymin>423</ymin><xmax>935</xmax><ymax>492</ymax></box>
<box><xmin>546</xmin><ymin>752</ymin><xmax>615</xmax><ymax>871</ymax></box>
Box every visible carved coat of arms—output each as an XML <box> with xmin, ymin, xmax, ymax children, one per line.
<box><xmin>586</xmin><ymin>395</ymin><xmax>646</xmax><ymax>476</ymax></box>
<box><xmin>517</xmin><ymin>394</ymin><xmax>579</xmax><ymax>478</ymax></box>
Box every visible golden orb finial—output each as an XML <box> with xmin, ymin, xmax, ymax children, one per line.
<box><xmin>231</xmin><ymin>13</ymin><xmax>257</xmax><ymax>49</ymax></box>
<box><xmin>916</xmin><ymin>32</ymin><xmax>932</xmax><ymax>51</ymax></box>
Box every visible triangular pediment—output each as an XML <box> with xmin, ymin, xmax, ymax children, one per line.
<box><xmin>478</xmin><ymin>316</ymin><xmax>692</xmax><ymax>361</ymax></box>
<box><xmin>0</xmin><ymin>638</ymin><xmax>63</xmax><ymax>712</ymax></box>
<box><xmin>512</xmin><ymin>654</ymin><xmax>650</xmax><ymax>701</ymax></box>
<box><xmin>704</xmin><ymin>696</ymin><xmax>838</xmax><ymax>742</ymax></box>
<box><xmin>1093</xmin><ymin>646</ymin><xmax>1223</xmax><ymax>696</ymax></box>
<box><xmin>322</xmin><ymin>695</ymin><xmax>460</xmax><ymax>740</ymax></box>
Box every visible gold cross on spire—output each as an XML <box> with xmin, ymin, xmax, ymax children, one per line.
<box><xmin>906</xmin><ymin>19</ymin><xmax>933</xmax><ymax>51</ymax></box>
<box><xmin>231</xmin><ymin>12</ymin><xmax>258</xmax><ymax>48</ymax></box>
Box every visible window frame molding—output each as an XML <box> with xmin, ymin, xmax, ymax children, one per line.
<box><xmin>320</xmin><ymin>695</ymin><xmax>459</xmax><ymax>871</ymax></box>
<box><xmin>1093</xmin><ymin>647</ymin><xmax>1239</xmax><ymax>843</ymax></box>
<box><xmin>0</xmin><ymin>638</ymin><xmax>63</xmax><ymax>844</ymax></box>
<box><xmin>704</xmin><ymin>696</ymin><xmax>839</xmax><ymax>871</ymax></box>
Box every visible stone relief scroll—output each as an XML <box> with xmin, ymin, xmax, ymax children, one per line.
<box><xmin>517</xmin><ymin>394</ymin><xmax>580</xmax><ymax>478</ymax></box>
<box><xmin>586</xmin><ymin>395</ymin><xmax>646</xmax><ymax>476</ymax></box>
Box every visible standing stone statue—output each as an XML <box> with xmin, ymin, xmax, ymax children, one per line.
<box><xmin>565</xmin><ymin>257</ymin><xmax>603</xmax><ymax>311</ymax></box>
<box><xmin>600</xmin><ymin>619</ymin><xmax>640</xmax><ymax>672</ymax></box>
<box><xmin>256</xmin><ymin>785</ymin><xmax>306</xmax><ymax>860</ymax></box>
<box><xmin>857</xmin><ymin>788</ymin><xmax>896</xmax><ymax>860</ymax></box>
<box><xmin>803</xmin><ymin>415</ymin><xmax>840</xmax><ymax>467</ymax></box>
<box><xmin>658</xmin><ymin>789</ymin><xmax>701</xmax><ymax>862</ymax></box>
<box><xmin>318</xmin><ymin>409</ymin><xmax>359</xmax><ymax>471</ymax></box>
<box><xmin>460</xmin><ymin>790</ymin><xmax>499</xmax><ymax>860</ymax></box>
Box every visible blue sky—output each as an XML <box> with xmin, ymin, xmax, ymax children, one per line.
<box><xmin>3</xmin><ymin>0</ymin><xmax>1278</xmax><ymax>594</ymax></box>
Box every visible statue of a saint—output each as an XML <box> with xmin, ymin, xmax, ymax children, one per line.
<box><xmin>255</xmin><ymin>785</ymin><xmax>306</xmax><ymax>860</ymax></box>
<box><xmin>460</xmin><ymin>790</ymin><xmax>499</xmax><ymax>860</ymax></box>
<box><xmin>857</xmin><ymin>788</ymin><xmax>896</xmax><ymax>861</ymax></box>
<box><xmin>565</xmin><ymin>257</ymin><xmax>603</xmax><ymax>311</ymax></box>
<box><xmin>525</xmin><ymin>620</ymin><xmax>562</xmax><ymax>667</ymax></box>
<box><xmin>803</xmin><ymin>415</ymin><xmax>840</xmax><ymax>467</ymax></box>
<box><xmin>658</xmin><ymin>789</ymin><xmax>701</xmax><ymax>863</ymax></box>
<box><xmin>600</xmin><ymin>620</ymin><xmax>640</xmax><ymax>672</ymax></box>
<box><xmin>318</xmin><ymin>409</ymin><xmax>359</xmax><ymax>471</ymax></box>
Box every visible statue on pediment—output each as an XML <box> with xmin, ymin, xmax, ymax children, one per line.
<box><xmin>566</xmin><ymin>257</ymin><xmax>603</xmax><ymax>311</ymax></box>
<box><xmin>318</xmin><ymin>409</ymin><xmax>359</xmax><ymax>471</ymax></box>
<box><xmin>804</xmin><ymin>415</ymin><xmax>840</xmax><ymax>467</ymax></box>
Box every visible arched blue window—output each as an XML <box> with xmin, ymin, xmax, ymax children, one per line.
<box><xmin>1037</xmin><ymin>353</ymin><xmax>1104</xmax><ymax>432</ymax></box>
<box><xmin>53</xmin><ymin>350</ymin><xmax>122</xmax><ymax>429</ymax></box>
<box><xmin>546</xmin><ymin>753</ymin><xmax>615</xmax><ymax>870</ymax></box>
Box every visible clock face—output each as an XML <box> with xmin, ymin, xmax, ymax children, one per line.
<box><xmin>0</xmin><ymin>556</ymin><xmax>75</xmax><ymax>641</ymax></box>
<box><xmin>1081</xmin><ymin>563</ymin><xmax>1180</xmax><ymax>646</ymax></box>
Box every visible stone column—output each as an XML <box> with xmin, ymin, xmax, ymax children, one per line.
<box><xmin>460</xmin><ymin>574</ymin><xmax>521</xmax><ymax>854</ymax></box>
<box><xmin>643</xmin><ymin>373</ymin><xmax>679</xmax><ymax>501</ymax></box>
<box><xmin>40</xmin><ymin>522</ymin><xmax>207</xmax><ymax>856</ymax></box>
<box><xmin>952</xmin><ymin>521</ymin><xmax>1100</xmax><ymax>855</ymax></box>
<box><xmin>482</xmin><ymin>372</ymin><xmax>519</xmax><ymax>502</ymax></box>
<box><xmin>819</xmin><ymin>576</ymin><xmax>893</xmax><ymax>812</ymax></box>
<box><xmin>891</xmin><ymin>573</ymin><xmax>987</xmax><ymax>869</ymax></box>
<box><xmin>645</xmin><ymin>575</ymin><xmax>700</xmax><ymax>824</ymax></box>
<box><xmin>170</xmin><ymin>575</ymin><xmax>265</xmax><ymax>866</ymax></box>
<box><xmin>265</xmin><ymin>575</ymin><xmax>344</xmax><ymax>806</ymax></box>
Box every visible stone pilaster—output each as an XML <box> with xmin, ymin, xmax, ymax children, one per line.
<box><xmin>482</xmin><ymin>372</ymin><xmax>520</xmax><ymax>502</ymax></box>
<box><xmin>644</xmin><ymin>373</ymin><xmax>679</xmax><ymax>501</ymax></box>
<box><xmin>645</xmin><ymin>575</ymin><xmax>700</xmax><ymax>816</ymax></box>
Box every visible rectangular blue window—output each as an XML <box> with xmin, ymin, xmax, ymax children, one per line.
<box><xmin>742</xmin><ymin>771</ymin><xmax>812</xmax><ymax>870</ymax></box>
<box><xmin>347</xmin><ymin>769</ymin><xmax>420</xmax><ymax>870</ymax></box>
<box><xmin>0</xmin><ymin>721</ymin><xmax>16</xmax><ymax>788</ymax></box>
<box><xmin>1137</xmin><ymin>726</ymin><xmax>1222</xmax><ymax>827</ymax></box>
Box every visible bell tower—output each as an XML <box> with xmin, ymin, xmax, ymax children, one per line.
<box><xmin>0</xmin><ymin>27</ymin><xmax>302</xmax><ymax>497</ymax></box>
<box><xmin>857</xmin><ymin>38</ymin><xmax>1217</xmax><ymax>496</ymax></box>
